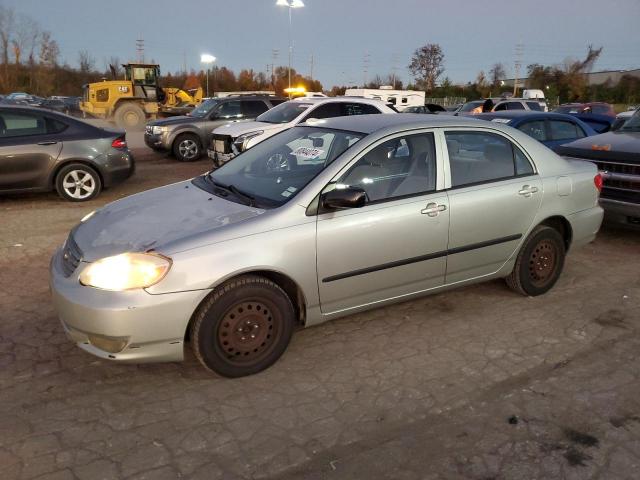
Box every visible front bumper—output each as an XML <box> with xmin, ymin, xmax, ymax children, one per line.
<box><xmin>144</xmin><ymin>132</ymin><xmax>169</xmax><ymax>151</ymax></box>
<box><xmin>208</xmin><ymin>149</ymin><xmax>237</xmax><ymax>167</ymax></box>
<box><xmin>600</xmin><ymin>198</ymin><xmax>640</xmax><ymax>226</ymax></box>
<box><xmin>49</xmin><ymin>248</ymin><xmax>209</xmax><ymax>363</ymax></box>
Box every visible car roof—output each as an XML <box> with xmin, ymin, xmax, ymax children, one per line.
<box><xmin>303</xmin><ymin>113</ymin><xmax>483</xmax><ymax>134</ymax></box>
<box><xmin>290</xmin><ymin>96</ymin><xmax>387</xmax><ymax>106</ymax></box>
<box><xmin>474</xmin><ymin>111</ymin><xmax>578</xmax><ymax>121</ymax></box>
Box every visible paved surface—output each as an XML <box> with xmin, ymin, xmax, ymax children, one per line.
<box><xmin>1</xmin><ymin>135</ymin><xmax>639</xmax><ymax>479</ymax></box>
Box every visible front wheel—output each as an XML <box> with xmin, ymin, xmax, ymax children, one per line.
<box><xmin>506</xmin><ymin>225</ymin><xmax>565</xmax><ymax>296</ymax></box>
<box><xmin>191</xmin><ymin>275</ymin><xmax>295</xmax><ymax>377</ymax></box>
<box><xmin>173</xmin><ymin>134</ymin><xmax>201</xmax><ymax>162</ymax></box>
<box><xmin>55</xmin><ymin>163</ymin><xmax>102</xmax><ymax>202</ymax></box>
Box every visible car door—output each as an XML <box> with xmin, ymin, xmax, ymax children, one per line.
<box><xmin>546</xmin><ymin>119</ymin><xmax>586</xmax><ymax>151</ymax></box>
<box><xmin>316</xmin><ymin>131</ymin><xmax>449</xmax><ymax>315</ymax></box>
<box><xmin>443</xmin><ymin>129</ymin><xmax>542</xmax><ymax>284</ymax></box>
<box><xmin>0</xmin><ymin>110</ymin><xmax>63</xmax><ymax>191</ymax></box>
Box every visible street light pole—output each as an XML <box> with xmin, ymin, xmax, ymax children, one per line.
<box><xmin>200</xmin><ymin>54</ymin><xmax>216</xmax><ymax>98</ymax></box>
<box><xmin>277</xmin><ymin>0</ymin><xmax>304</xmax><ymax>98</ymax></box>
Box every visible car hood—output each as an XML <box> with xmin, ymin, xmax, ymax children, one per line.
<box><xmin>148</xmin><ymin>115</ymin><xmax>204</xmax><ymax>127</ymax></box>
<box><xmin>556</xmin><ymin>130</ymin><xmax>640</xmax><ymax>163</ymax></box>
<box><xmin>73</xmin><ymin>179</ymin><xmax>265</xmax><ymax>261</ymax></box>
<box><xmin>213</xmin><ymin>120</ymin><xmax>286</xmax><ymax>138</ymax></box>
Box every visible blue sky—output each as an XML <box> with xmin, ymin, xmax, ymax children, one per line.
<box><xmin>3</xmin><ymin>0</ymin><xmax>639</xmax><ymax>88</ymax></box>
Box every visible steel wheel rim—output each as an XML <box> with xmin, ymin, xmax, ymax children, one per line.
<box><xmin>179</xmin><ymin>139</ymin><xmax>198</xmax><ymax>159</ymax></box>
<box><xmin>62</xmin><ymin>170</ymin><xmax>95</xmax><ymax>199</ymax></box>
<box><xmin>217</xmin><ymin>300</ymin><xmax>281</xmax><ymax>365</ymax></box>
<box><xmin>528</xmin><ymin>239</ymin><xmax>558</xmax><ymax>287</ymax></box>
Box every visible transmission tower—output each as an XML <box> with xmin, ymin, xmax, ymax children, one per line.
<box><xmin>513</xmin><ymin>42</ymin><xmax>524</xmax><ymax>96</ymax></box>
<box><xmin>135</xmin><ymin>37</ymin><xmax>145</xmax><ymax>63</ymax></box>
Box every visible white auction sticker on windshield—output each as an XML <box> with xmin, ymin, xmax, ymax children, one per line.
<box><xmin>293</xmin><ymin>147</ymin><xmax>324</xmax><ymax>159</ymax></box>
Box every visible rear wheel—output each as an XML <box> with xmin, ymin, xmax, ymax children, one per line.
<box><xmin>191</xmin><ymin>275</ymin><xmax>295</xmax><ymax>377</ymax></box>
<box><xmin>114</xmin><ymin>102</ymin><xmax>146</xmax><ymax>130</ymax></box>
<box><xmin>55</xmin><ymin>163</ymin><xmax>102</xmax><ymax>202</ymax></box>
<box><xmin>173</xmin><ymin>133</ymin><xmax>201</xmax><ymax>162</ymax></box>
<box><xmin>506</xmin><ymin>225</ymin><xmax>565</xmax><ymax>296</ymax></box>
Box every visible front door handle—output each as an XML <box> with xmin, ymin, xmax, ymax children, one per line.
<box><xmin>37</xmin><ymin>141</ymin><xmax>58</xmax><ymax>145</ymax></box>
<box><xmin>518</xmin><ymin>185</ymin><xmax>539</xmax><ymax>197</ymax></box>
<box><xmin>421</xmin><ymin>202</ymin><xmax>447</xmax><ymax>217</ymax></box>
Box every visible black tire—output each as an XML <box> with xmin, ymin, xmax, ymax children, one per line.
<box><xmin>114</xmin><ymin>102</ymin><xmax>146</xmax><ymax>130</ymax></box>
<box><xmin>191</xmin><ymin>275</ymin><xmax>295</xmax><ymax>378</ymax></box>
<box><xmin>172</xmin><ymin>133</ymin><xmax>202</xmax><ymax>162</ymax></box>
<box><xmin>506</xmin><ymin>225</ymin><xmax>565</xmax><ymax>296</ymax></box>
<box><xmin>55</xmin><ymin>163</ymin><xmax>102</xmax><ymax>202</ymax></box>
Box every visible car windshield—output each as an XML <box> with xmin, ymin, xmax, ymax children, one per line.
<box><xmin>620</xmin><ymin>109</ymin><xmax>640</xmax><ymax>131</ymax></box>
<box><xmin>459</xmin><ymin>101</ymin><xmax>483</xmax><ymax>112</ymax></box>
<box><xmin>256</xmin><ymin>102</ymin><xmax>312</xmax><ymax>124</ymax></box>
<box><xmin>204</xmin><ymin>126</ymin><xmax>365</xmax><ymax>208</ymax></box>
<box><xmin>190</xmin><ymin>98</ymin><xmax>219</xmax><ymax>118</ymax></box>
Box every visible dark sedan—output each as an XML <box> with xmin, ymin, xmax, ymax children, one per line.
<box><xmin>556</xmin><ymin>108</ymin><xmax>640</xmax><ymax>227</ymax></box>
<box><xmin>0</xmin><ymin>106</ymin><xmax>134</xmax><ymax>201</ymax></box>
<box><xmin>474</xmin><ymin>111</ymin><xmax>598</xmax><ymax>152</ymax></box>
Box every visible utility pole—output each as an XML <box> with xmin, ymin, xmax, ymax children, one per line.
<box><xmin>271</xmin><ymin>49</ymin><xmax>279</xmax><ymax>89</ymax></box>
<box><xmin>362</xmin><ymin>52</ymin><xmax>370</xmax><ymax>87</ymax></box>
<box><xmin>182</xmin><ymin>50</ymin><xmax>187</xmax><ymax>74</ymax></box>
<box><xmin>391</xmin><ymin>52</ymin><xmax>399</xmax><ymax>89</ymax></box>
<box><xmin>513</xmin><ymin>41</ymin><xmax>523</xmax><ymax>97</ymax></box>
<box><xmin>136</xmin><ymin>37</ymin><xmax>145</xmax><ymax>63</ymax></box>
<box><xmin>310</xmin><ymin>53</ymin><xmax>314</xmax><ymax>81</ymax></box>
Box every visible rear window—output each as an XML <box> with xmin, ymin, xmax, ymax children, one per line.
<box><xmin>0</xmin><ymin>111</ymin><xmax>46</xmax><ymax>138</ymax></box>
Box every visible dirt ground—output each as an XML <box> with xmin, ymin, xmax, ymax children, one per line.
<box><xmin>1</xmin><ymin>135</ymin><xmax>639</xmax><ymax>479</ymax></box>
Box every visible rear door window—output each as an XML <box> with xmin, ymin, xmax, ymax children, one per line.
<box><xmin>517</xmin><ymin>120</ymin><xmax>547</xmax><ymax>141</ymax></box>
<box><xmin>549</xmin><ymin>120</ymin><xmax>585</xmax><ymax>140</ymax></box>
<box><xmin>507</xmin><ymin>102</ymin><xmax>525</xmax><ymax>110</ymax></box>
<box><xmin>216</xmin><ymin>101</ymin><xmax>243</xmax><ymax>119</ymax></box>
<box><xmin>304</xmin><ymin>102</ymin><xmax>342</xmax><ymax>120</ymax></box>
<box><xmin>45</xmin><ymin>117</ymin><xmax>68</xmax><ymax>134</ymax></box>
<box><xmin>242</xmin><ymin>100</ymin><xmax>269</xmax><ymax>117</ymax></box>
<box><xmin>526</xmin><ymin>101</ymin><xmax>543</xmax><ymax>111</ymax></box>
<box><xmin>342</xmin><ymin>103</ymin><xmax>381</xmax><ymax>115</ymax></box>
<box><xmin>445</xmin><ymin>131</ymin><xmax>534</xmax><ymax>187</ymax></box>
<box><xmin>0</xmin><ymin>111</ymin><xmax>46</xmax><ymax>138</ymax></box>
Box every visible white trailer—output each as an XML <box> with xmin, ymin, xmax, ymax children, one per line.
<box><xmin>344</xmin><ymin>87</ymin><xmax>425</xmax><ymax>111</ymax></box>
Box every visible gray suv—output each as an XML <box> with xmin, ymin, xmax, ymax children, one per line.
<box><xmin>144</xmin><ymin>96</ymin><xmax>285</xmax><ymax>161</ymax></box>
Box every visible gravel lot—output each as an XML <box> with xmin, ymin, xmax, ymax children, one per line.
<box><xmin>1</xmin><ymin>132</ymin><xmax>639</xmax><ymax>479</ymax></box>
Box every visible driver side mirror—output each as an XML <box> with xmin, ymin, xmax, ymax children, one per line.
<box><xmin>322</xmin><ymin>186</ymin><xmax>367</xmax><ymax>210</ymax></box>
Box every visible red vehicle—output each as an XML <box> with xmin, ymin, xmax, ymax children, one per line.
<box><xmin>554</xmin><ymin>102</ymin><xmax>616</xmax><ymax>118</ymax></box>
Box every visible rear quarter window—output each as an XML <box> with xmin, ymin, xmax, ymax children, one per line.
<box><xmin>526</xmin><ymin>102</ymin><xmax>543</xmax><ymax>111</ymax></box>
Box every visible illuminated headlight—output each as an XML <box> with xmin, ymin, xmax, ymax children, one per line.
<box><xmin>233</xmin><ymin>130</ymin><xmax>263</xmax><ymax>151</ymax></box>
<box><xmin>151</xmin><ymin>125</ymin><xmax>167</xmax><ymax>135</ymax></box>
<box><xmin>79</xmin><ymin>253</ymin><xmax>171</xmax><ymax>291</ymax></box>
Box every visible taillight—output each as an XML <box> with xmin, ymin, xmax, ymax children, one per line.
<box><xmin>594</xmin><ymin>173</ymin><xmax>603</xmax><ymax>193</ymax></box>
<box><xmin>111</xmin><ymin>137</ymin><xmax>127</xmax><ymax>149</ymax></box>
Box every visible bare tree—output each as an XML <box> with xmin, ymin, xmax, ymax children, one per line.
<box><xmin>489</xmin><ymin>63</ymin><xmax>506</xmax><ymax>87</ymax></box>
<box><xmin>408</xmin><ymin>43</ymin><xmax>444</xmax><ymax>92</ymax></box>
<box><xmin>11</xmin><ymin>14</ymin><xmax>39</xmax><ymax>65</ymax></box>
<box><xmin>108</xmin><ymin>56</ymin><xmax>121</xmax><ymax>78</ymax></box>
<box><xmin>78</xmin><ymin>49</ymin><xmax>95</xmax><ymax>73</ymax></box>
<box><xmin>0</xmin><ymin>6</ymin><xmax>15</xmax><ymax>87</ymax></box>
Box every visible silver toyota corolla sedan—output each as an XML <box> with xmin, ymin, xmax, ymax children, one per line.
<box><xmin>50</xmin><ymin>114</ymin><xmax>604</xmax><ymax>377</ymax></box>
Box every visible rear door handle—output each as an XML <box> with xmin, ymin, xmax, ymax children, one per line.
<box><xmin>37</xmin><ymin>141</ymin><xmax>58</xmax><ymax>145</ymax></box>
<box><xmin>421</xmin><ymin>202</ymin><xmax>447</xmax><ymax>217</ymax></box>
<box><xmin>518</xmin><ymin>185</ymin><xmax>539</xmax><ymax>197</ymax></box>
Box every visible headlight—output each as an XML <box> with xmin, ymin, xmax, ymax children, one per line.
<box><xmin>79</xmin><ymin>253</ymin><xmax>171</xmax><ymax>291</ymax></box>
<box><xmin>233</xmin><ymin>130</ymin><xmax>264</xmax><ymax>151</ymax></box>
<box><xmin>151</xmin><ymin>125</ymin><xmax>166</xmax><ymax>135</ymax></box>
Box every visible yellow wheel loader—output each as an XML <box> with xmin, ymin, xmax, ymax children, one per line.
<box><xmin>80</xmin><ymin>64</ymin><xmax>203</xmax><ymax>129</ymax></box>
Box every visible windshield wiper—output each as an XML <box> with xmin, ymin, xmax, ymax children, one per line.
<box><xmin>209</xmin><ymin>178</ymin><xmax>256</xmax><ymax>207</ymax></box>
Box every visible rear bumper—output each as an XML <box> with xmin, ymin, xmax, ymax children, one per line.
<box><xmin>100</xmin><ymin>150</ymin><xmax>135</xmax><ymax>187</ymax></box>
<box><xmin>567</xmin><ymin>205</ymin><xmax>604</xmax><ymax>250</ymax></box>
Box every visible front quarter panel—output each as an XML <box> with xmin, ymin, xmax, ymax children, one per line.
<box><xmin>146</xmin><ymin>205</ymin><xmax>320</xmax><ymax>323</ymax></box>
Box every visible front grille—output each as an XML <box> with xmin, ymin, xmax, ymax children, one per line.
<box><xmin>61</xmin><ymin>234</ymin><xmax>83</xmax><ymax>277</ymax></box>
<box><xmin>591</xmin><ymin>160</ymin><xmax>640</xmax><ymax>205</ymax></box>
